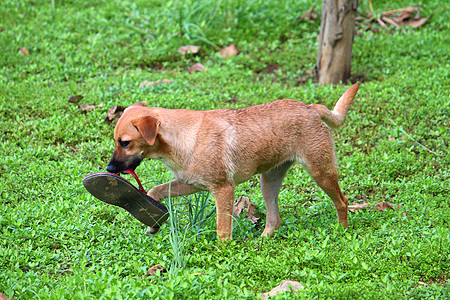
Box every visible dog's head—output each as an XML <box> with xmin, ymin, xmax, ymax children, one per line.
<box><xmin>107</xmin><ymin>102</ymin><xmax>160</xmax><ymax>173</ymax></box>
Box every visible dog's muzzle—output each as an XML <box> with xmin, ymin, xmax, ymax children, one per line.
<box><xmin>107</xmin><ymin>156</ymin><xmax>142</xmax><ymax>173</ymax></box>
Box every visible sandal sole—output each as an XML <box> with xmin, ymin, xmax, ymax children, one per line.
<box><xmin>83</xmin><ymin>172</ymin><xmax>168</xmax><ymax>228</ymax></box>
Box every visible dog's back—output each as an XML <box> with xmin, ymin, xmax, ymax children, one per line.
<box><xmin>165</xmin><ymin>99</ymin><xmax>332</xmax><ymax>185</ymax></box>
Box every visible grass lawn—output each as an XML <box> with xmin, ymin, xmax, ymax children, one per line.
<box><xmin>1</xmin><ymin>0</ymin><xmax>449</xmax><ymax>298</ymax></box>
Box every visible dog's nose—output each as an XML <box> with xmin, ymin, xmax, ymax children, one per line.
<box><xmin>106</xmin><ymin>163</ymin><xmax>117</xmax><ymax>173</ymax></box>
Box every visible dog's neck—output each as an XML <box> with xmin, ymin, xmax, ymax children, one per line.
<box><xmin>149</xmin><ymin>111</ymin><xmax>203</xmax><ymax>172</ymax></box>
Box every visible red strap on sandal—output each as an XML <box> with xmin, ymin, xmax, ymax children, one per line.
<box><xmin>122</xmin><ymin>169</ymin><xmax>147</xmax><ymax>194</ymax></box>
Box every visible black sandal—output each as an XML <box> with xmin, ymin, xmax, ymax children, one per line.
<box><xmin>83</xmin><ymin>169</ymin><xmax>168</xmax><ymax>228</ymax></box>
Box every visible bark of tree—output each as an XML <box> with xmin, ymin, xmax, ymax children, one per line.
<box><xmin>316</xmin><ymin>0</ymin><xmax>359</xmax><ymax>84</ymax></box>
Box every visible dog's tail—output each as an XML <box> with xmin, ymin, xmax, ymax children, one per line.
<box><xmin>312</xmin><ymin>82</ymin><xmax>360</xmax><ymax>129</ymax></box>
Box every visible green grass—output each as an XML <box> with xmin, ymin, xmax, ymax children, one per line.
<box><xmin>1</xmin><ymin>0</ymin><xmax>449</xmax><ymax>298</ymax></box>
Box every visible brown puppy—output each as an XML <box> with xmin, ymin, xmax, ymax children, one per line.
<box><xmin>107</xmin><ymin>83</ymin><xmax>360</xmax><ymax>240</ymax></box>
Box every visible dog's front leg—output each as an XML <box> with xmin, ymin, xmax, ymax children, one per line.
<box><xmin>147</xmin><ymin>179</ymin><xmax>200</xmax><ymax>201</ymax></box>
<box><xmin>210</xmin><ymin>184</ymin><xmax>235</xmax><ymax>241</ymax></box>
<box><xmin>146</xmin><ymin>179</ymin><xmax>200</xmax><ymax>235</ymax></box>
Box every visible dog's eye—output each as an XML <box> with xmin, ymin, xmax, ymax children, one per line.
<box><xmin>119</xmin><ymin>140</ymin><xmax>131</xmax><ymax>148</ymax></box>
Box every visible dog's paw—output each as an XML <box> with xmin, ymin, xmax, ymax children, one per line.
<box><xmin>145</xmin><ymin>226</ymin><xmax>160</xmax><ymax>235</ymax></box>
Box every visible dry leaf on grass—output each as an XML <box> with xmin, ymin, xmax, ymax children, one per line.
<box><xmin>348</xmin><ymin>203</ymin><xmax>369</xmax><ymax>213</ymax></box>
<box><xmin>177</xmin><ymin>45</ymin><xmax>200</xmax><ymax>55</ymax></box>
<box><xmin>356</xmin><ymin>5</ymin><xmax>437</xmax><ymax>33</ymax></box>
<box><xmin>380</xmin><ymin>16</ymin><xmax>400</xmax><ymax>28</ymax></box>
<box><xmin>69</xmin><ymin>94</ymin><xmax>104</xmax><ymax>114</ymax></box>
<box><xmin>68</xmin><ymin>95</ymin><xmax>84</xmax><ymax>104</ymax></box>
<box><xmin>0</xmin><ymin>291</ymin><xmax>12</xmax><ymax>300</ymax></box>
<box><xmin>348</xmin><ymin>202</ymin><xmax>407</xmax><ymax>216</ymax></box>
<box><xmin>261</xmin><ymin>280</ymin><xmax>305</xmax><ymax>299</ymax></box>
<box><xmin>377</xmin><ymin>17</ymin><xmax>387</xmax><ymax>27</ymax></box>
<box><xmin>299</xmin><ymin>4</ymin><xmax>318</xmax><ymax>23</ymax></box>
<box><xmin>219</xmin><ymin>44</ymin><xmax>239</xmax><ymax>58</ymax></box>
<box><xmin>381</xmin><ymin>6</ymin><xmax>435</xmax><ymax>28</ymax></box>
<box><xmin>141</xmin><ymin>264</ymin><xmax>167</xmax><ymax>279</ymax></box>
<box><xmin>233</xmin><ymin>196</ymin><xmax>260</xmax><ymax>224</ymax></box>
<box><xmin>147</xmin><ymin>264</ymin><xmax>167</xmax><ymax>276</ymax></box>
<box><xmin>405</xmin><ymin>14</ymin><xmax>431</xmax><ymax>28</ymax></box>
<box><xmin>383</xmin><ymin>6</ymin><xmax>418</xmax><ymax>22</ymax></box>
<box><xmin>139</xmin><ymin>79</ymin><xmax>172</xmax><ymax>89</ymax></box>
<box><xmin>375</xmin><ymin>201</ymin><xmax>400</xmax><ymax>211</ymax></box>
<box><xmin>79</xmin><ymin>103</ymin><xmax>104</xmax><ymax>114</ymax></box>
<box><xmin>20</xmin><ymin>47</ymin><xmax>29</xmax><ymax>56</ymax></box>
<box><xmin>188</xmin><ymin>63</ymin><xmax>206</xmax><ymax>74</ymax></box>
<box><xmin>104</xmin><ymin>105</ymin><xmax>127</xmax><ymax>124</ymax></box>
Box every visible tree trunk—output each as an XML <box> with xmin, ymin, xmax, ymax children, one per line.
<box><xmin>316</xmin><ymin>0</ymin><xmax>359</xmax><ymax>84</ymax></box>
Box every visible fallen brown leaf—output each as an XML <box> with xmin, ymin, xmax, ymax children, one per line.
<box><xmin>0</xmin><ymin>291</ymin><xmax>12</xmax><ymax>300</ymax></box>
<box><xmin>407</xmin><ymin>14</ymin><xmax>431</xmax><ymax>28</ymax></box>
<box><xmin>348</xmin><ymin>202</ymin><xmax>406</xmax><ymax>216</ymax></box>
<box><xmin>381</xmin><ymin>16</ymin><xmax>400</xmax><ymax>28</ymax></box>
<box><xmin>383</xmin><ymin>6</ymin><xmax>417</xmax><ymax>20</ymax></box>
<box><xmin>79</xmin><ymin>103</ymin><xmax>104</xmax><ymax>114</ymax></box>
<box><xmin>363</xmin><ymin>23</ymin><xmax>372</xmax><ymax>32</ymax></box>
<box><xmin>356</xmin><ymin>5</ymin><xmax>436</xmax><ymax>33</ymax></box>
<box><xmin>375</xmin><ymin>201</ymin><xmax>400</xmax><ymax>211</ymax></box>
<box><xmin>299</xmin><ymin>4</ymin><xmax>318</xmax><ymax>22</ymax></box>
<box><xmin>68</xmin><ymin>95</ymin><xmax>84</xmax><ymax>105</ymax></box>
<box><xmin>384</xmin><ymin>6</ymin><xmax>429</xmax><ymax>28</ymax></box>
<box><xmin>377</xmin><ymin>17</ymin><xmax>387</xmax><ymax>27</ymax></box>
<box><xmin>348</xmin><ymin>203</ymin><xmax>369</xmax><ymax>213</ymax></box>
<box><xmin>146</xmin><ymin>264</ymin><xmax>167</xmax><ymax>277</ymax></box>
<box><xmin>139</xmin><ymin>79</ymin><xmax>172</xmax><ymax>89</ymax></box>
<box><xmin>261</xmin><ymin>280</ymin><xmax>305</xmax><ymax>299</ymax></box>
<box><xmin>104</xmin><ymin>105</ymin><xmax>127</xmax><ymax>124</ymax></box>
<box><xmin>219</xmin><ymin>44</ymin><xmax>239</xmax><ymax>58</ymax></box>
<box><xmin>233</xmin><ymin>196</ymin><xmax>260</xmax><ymax>224</ymax></box>
<box><xmin>177</xmin><ymin>45</ymin><xmax>200</xmax><ymax>55</ymax></box>
<box><xmin>20</xmin><ymin>47</ymin><xmax>29</xmax><ymax>56</ymax></box>
<box><xmin>188</xmin><ymin>63</ymin><xmax>206</xmax><ymax>74</ymax></box>
<box><xmin>388</xmin><ymin>135</ymin><xmax>399</xmax><ymax>142</ymax></box>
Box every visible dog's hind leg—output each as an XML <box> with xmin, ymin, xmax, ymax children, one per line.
<box><xmin>304</xmin><ymin>156</ymin><xmax>348</xmax><ymax>228</ymax></box>
<box><xmin>260</xmin><ymin>161</ymin><xmax>293</xmax><ymax>237</ymax></box>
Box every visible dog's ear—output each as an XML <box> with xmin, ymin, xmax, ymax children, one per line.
<box><xmin>130</xmin><ymin>101</ymin><xmax>147</xmax><ymax>107</ymax></box>
<box><xmin>132</xmin><ymin>116</ymin><xmax>160</xmax><ymax>146</ymax></box>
